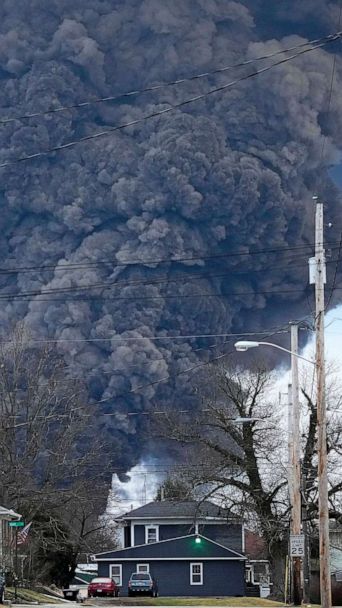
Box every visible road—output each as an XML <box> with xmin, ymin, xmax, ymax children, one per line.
<box><xmin>11</xmin><ymin>605</ymin><xmax>289</xmax><ymax>608</ymax></box>
<box><xmin>12</xmin><ymin>598</ymin><xmax>288</xmax><ymax>608</ymax></box>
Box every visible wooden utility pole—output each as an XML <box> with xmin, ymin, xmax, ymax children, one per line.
<box><xmin>314</xmin><ymin>197</ymin><xmax>331</xmax><ymax>608</ymax></box>
<box><xmin>301</xmin><ymin>468</ymin><xmax>311</xmax><ymax>604</ymax></box>
<box><xmin>290</xmin><ymin>322</ymin><xmax>302</xmax><ymax>605</ymax></box>
<box><xmin>288</xmin><ymin>382</ymin><xmax>293</xmax><ymax>513</ymax></box>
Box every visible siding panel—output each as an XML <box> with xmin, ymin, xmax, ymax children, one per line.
<box><xmin>99</xmin><ymin>560</ymin><xmax>245</xmax><ymax>597</ymax></box>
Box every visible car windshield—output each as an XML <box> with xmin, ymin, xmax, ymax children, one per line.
<box><xmin>131</xmin><ymin>574</ymin><xmax>150</xmax><ymax>581</ymax></box>
<box><xmin>91</xmin><ymin>578</ymin><xmax>111</xmax><ymax>583</ymax></box>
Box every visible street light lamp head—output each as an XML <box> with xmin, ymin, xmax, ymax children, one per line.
<box><xmin>232</xmin><ymin>417</ymin><xmax>263</xmax><ymax>424</ymax></box>
<box><xmin>234</xmin><ymin>341</ymin><xmax>260</xmax><ymax>351</ymax></box>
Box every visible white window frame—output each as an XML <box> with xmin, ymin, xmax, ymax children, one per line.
<box><xmin>145</xmin><ymin>525</ymin><xmax>159</xmax><ymax>544</ymax></box>
<box><xmin>190</xmin><ymin>562</ymin><xmax>203</xmax><ymax>585</ymax></box>
<box><xmin>110</xmin><ymin>564</ymin><xmax>122</xmax><ymax>586</ymax></box>
<box><xmin>137</xmin><ymin>563</ymin><xmax>150</xmax><ymax>573</ymax></box>
<box><xmin>245</xmin><ymin>565</ymin><xmax>253</xmax><ymax>583</ymax></box>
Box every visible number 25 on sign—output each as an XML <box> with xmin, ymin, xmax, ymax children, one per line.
<box><xmin>290</xmin><ymin>534</ymin><xmax>305</xmax><ymax>557</ymax></box>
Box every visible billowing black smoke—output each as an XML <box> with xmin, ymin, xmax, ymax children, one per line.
<box><xmin>0</xmin><ymin>0</ymin><xmax>341</xmax><ymax>472</ymax></box>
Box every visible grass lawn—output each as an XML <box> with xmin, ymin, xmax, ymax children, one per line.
<box><xmin>7</xmin><ymin>587</ymin><xmax>65</xmax><ymax>604</ymax></box>
<box><xmin>132</xmin><ymin>597</ymin><xmax>286</xmax><ymax>606</ymax></box>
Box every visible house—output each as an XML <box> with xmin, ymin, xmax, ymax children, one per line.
<box><xmin>93</xmin><ymin>500</ymin><xmax>246</xmax><ymax>597</ymax></box>
<box><xmin>244</xmin><ymin>529</ymin><xmax>271</xmax><ymax>597</ymax></box>
<box><xmin>0</xmin><ymin>506</ymin><xmax>22</xmax><ymax>572</ymax></box>
<box><xmin>310</xmin><ymin>526</ymin><xmax>342</xmax><ymax>604</ymax></box>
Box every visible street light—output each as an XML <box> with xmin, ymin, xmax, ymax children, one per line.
<box><xmin>234</xmin><ymin>334</ymin><xmax>314</xmax><ymax>605</ymax></box>
<box><xmin>234</xmin><ymin>341</ymin><xmax>315</xmax><ymax>366</ymax></box>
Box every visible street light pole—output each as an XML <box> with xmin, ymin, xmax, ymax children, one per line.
<box><xmin>235</xmin><ymin>335</ymin><xmax>312</xmax><ymax>604</ymax></box>
<box><xmin>314</xmin><ymin>198</ymin><xmax>331</xmax><ymax>608</ymax></box>
<box><xmin>290</xmin><ymin>322</ymin><xmax>302</xmax><ymax>605</ymax></box>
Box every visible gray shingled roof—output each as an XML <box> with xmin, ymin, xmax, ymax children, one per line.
<box><xmin>117</xmin><ymin>500</ymin><xmax>229</xmax><ymax>520</ymax></box>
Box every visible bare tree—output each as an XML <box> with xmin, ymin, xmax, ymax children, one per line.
<box><xmin>160</xmin><ymin>362</ymin><xmax>342</xmax><ymax>597</ymax></box>
<box><xmin>0</xmin><ymin>326</ymin><xmax>117</xmax><ymax>584</ymax></box>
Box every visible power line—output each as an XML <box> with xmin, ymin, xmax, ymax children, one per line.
<box><xmin>1</xmin><ymin>241</ymin><xmax>338</xmax><ymax>276</ymax></box>
<box><xmin>326</xmin><ymin>233</ymin><xmax>342</xmax><ymax>312</ymax></box>
<box><xmin>0</xmin><ymin>328</ymin><xmax>288</xmax><ymax>393</ymax></box>
<box><xmin>0</xmin><ymin>329</ymin><xmax>290</xmax><ymax>346</ymax></box>
<box><xmin>0</xmin><ymin>247</ymin><xmax>320</xmax><ymax>284</ymax></box>
<box><xmin>319</xmin><ymin>13</ymin><xmax>342</xmax><ymax>166</ymax></box>
<box><xmin>0</xmin><ymin>286</ymin><xmax>324</xmax><ymax>304</ymax></box>
<box><xmin>0</xmin><ymin>36</ymin><xmax>340</xmax><ymax>169</ymax></box>
<box><xmin>0</xmin><ymin>326</ymin><xmax>292</xmax><ymax>394</ymax></box>
<box><xmin>0</xmin><ymin>254</ymin><xmax>328</xmax><ymax>299</ymax></box>
<box><xmin>2</xmin><ymin>254</ymin><xmax>342</xmax><ymax>303</ymax></box>
<box><xmin>77</xmin><ymin>325</ymin><xmax>293</xmax><ymax>405</ymax></box>
<box><xmin>0</xmin><ymin>256</ymin><xmax>311</xmax><ymax>294</ymax></box>
<box><xmin>0</xmin><ymin>33</ymin><xmax>338</xmax><ymax>126</ymax></box>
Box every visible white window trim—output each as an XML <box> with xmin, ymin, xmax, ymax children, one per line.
<box><xmin>137</xmin><ymin>563</ymin><xmax>150</xmax><ymax>573</ymax></box>
<box><xmin>109</xmin><ymin>564</ymin><xmax>122</xmax><ymax>586</ymax></box>
<box><xmin>145</xmin><ymin>525</ymin><xmax>159</xmax><ymax>544</ymax></box>
<box><xmin>190</xmin><ymin>562</ymin><xmax>203</xmax><ymax>585</ymax></box>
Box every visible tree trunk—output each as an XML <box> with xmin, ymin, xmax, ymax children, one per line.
<box><xmin>268</xmin><ymin>539</ymin><xmax>287</xmax><ymax>601</ymax></box>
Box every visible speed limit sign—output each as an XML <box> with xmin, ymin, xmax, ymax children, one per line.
<box><xmin>290</xmin><ymin>534</ymin><xmax>305</xmax><ymax>557</ymax></box>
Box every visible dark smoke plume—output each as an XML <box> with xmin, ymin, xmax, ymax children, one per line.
<box><xmin>0</xmin><ymin>0</ymin><xmax>341</xmax><ymax>472</ymax></box>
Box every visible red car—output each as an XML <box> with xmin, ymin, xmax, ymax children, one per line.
<box><xmin>88</xmin><ymin>577</ymin><xmax>119</xmax><ymax>597</ymax></box>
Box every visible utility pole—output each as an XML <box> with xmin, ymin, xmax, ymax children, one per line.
<box><xmin>314</xmin><ymin>197</ymin><xmax>331</xmax><ymax>608</ymax></box>
<box><xmin>301</xmin><ymin>466</ymin><xmax>311</xmax><ymax>604</ymax></box>
<box><xmin>290</xmin><ymin>322</ymin><xmax>302</xmax><ymax>605</ymax></box>
<box><xmin>288</xmin><ymin>383</ymin><xmax>293</xmax><ymax>513</ymax></box>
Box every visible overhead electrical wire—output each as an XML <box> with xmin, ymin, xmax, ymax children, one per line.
<box><xmin>0</xmin><ymin>254</ymin><xmax>333</xmax><ymax>299</ymax></box>
<box><xmin>325</xmin><ymin>232</ymin><xmax>342</xmax><ymax>312</ymax></box>
<box><xmin>0</xmin><ymin>32</ymin><xmax>339</xmax><ymax>126</ymax></box>
<box><xmin>2</xmin><ymin>255</ymin><xmax>342</xmax><ymax>304</ymax></box>
<box><xmin>68</xmin><ymin>325</ymin><xmax>294</xmax><ymax>405</ymax></box>
<box><xmin>1</xmin><ymin>241</ymin><xmax>341</xmax><ymax>276</ymax></box>
<box><xmin>0</xmin><ymin>34</ymin><xmax>341</xmax><ymax>169</ymax></box>
<box><xmin>318</xmin><ymin>7</ymin><xmax>342</xmax><ymax>311</ymax></box>
<box><xmin>1</xmin><ymin>325</ymin><xmax>293</xmax><ymax>397</ymax></box>
<box><xmin>0</xmin><ymin>287</ymin><xmax>321</xmax><ymax>303</ymax></box>
<box><xmin>0</xmin><ymin>256</ymin><xmax>312</xmax><ymax>293</ymax></box>
<box><xmin>0</xmin><ymin>328</ymin><xmax>290</xmax><ymax>346</ymax></box>
<box><xmin>0</xmin><ymin>325</ymin><xmax>293</xmax><ymax>410</ymax></box>
<box><xmin>2</xmin><ymin>252</ymin><xmax>342</xmax><ymax>303</ymax></box>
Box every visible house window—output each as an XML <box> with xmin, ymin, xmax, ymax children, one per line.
<box><xmin>245</xmin><ymin>565</ymin><xmax>253</xmax><ymax>583</ymax></box>
<box><xmin>145</xmin><ymin>526</ymin><xmax>158</xmax><ymax>544</ymax></box>
<box><xmin>110</xmin><ymin>564</ymin><xmax>122</xmax><ymax>586</ymax></box>
<box><xmin>252</xmin><ymin>562</ymin><xmax>270</xmax><ymax>584</ymax></box>
<box><xmin>137</xmin><ymin>564</ymin><xmax>149</xmax><ymax>573</ymax></box>
<box><xmin>190</xmin><ymin>563</ymin><xmax>203</xmax><ymax>585</ymax></box>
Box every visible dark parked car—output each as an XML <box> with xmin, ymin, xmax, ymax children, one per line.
<box><xmin>128</xmin><ymin>573</ymin><xmax>158</xmax><ymax>597</ymax></box>
<box><xmin>88</xmin><ymin>577</ymin><xmax>119</xmax><ymax>597</ymax></box>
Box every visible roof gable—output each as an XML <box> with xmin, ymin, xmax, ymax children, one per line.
<box><xmin>94</xmin><ymin>534</ymin><xmax>245</xmax><ymax>561</ymax></box>
<box><xmin>116</xmin><ymin>500</ymin><xmax>231</xmax><ymax>521</ymax></box>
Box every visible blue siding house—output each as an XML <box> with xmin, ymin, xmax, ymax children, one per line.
<box><xmin>93</xmin><ymin>500</ymin><xmax>246</xmax><ymax>597</ymax></box>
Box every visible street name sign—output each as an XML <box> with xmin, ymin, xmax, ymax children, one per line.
<box><xmin>290</xmin><ymin>534</ymin><xmax>305</xmax><ymax>557</ymax></box>
<box><xmin>9</xmin><ymin>521</ymin><xmax>25</xmax><ymax>527</ymax></box>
